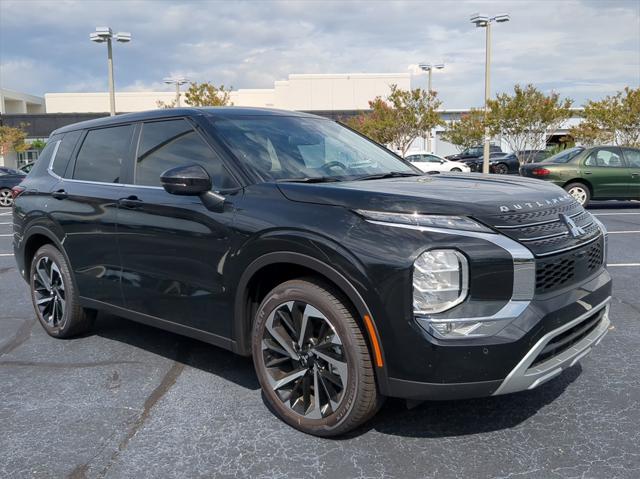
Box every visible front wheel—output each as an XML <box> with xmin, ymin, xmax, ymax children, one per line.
<box><xmin>0</xmin><ymin>188</ymin><xmax>13</xmax><ymax>207</ymax></box>
<box><xmin>450</xmin><ymin>167</ymin><xmax>462</xmax><ymax>172</ymax></box>
<box><xmin>252</xmin><ymin>278</ymin><xmax>379</xmax><ymax>437</ymax></box>
<box><xmin>564</xmin><ymin>182</ymin><xmax>591</xmax><ymax>207</ymax></box>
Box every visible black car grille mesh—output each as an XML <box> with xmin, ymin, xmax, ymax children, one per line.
<box><xmin>535</xmin><ymin>238</ymin><xmax>604</xmax><ymax>293</ymax></box>
<box><xmin>531</xmin><ymin>308</ymin><xmax>604</xmax><ymax>367</ymax></box>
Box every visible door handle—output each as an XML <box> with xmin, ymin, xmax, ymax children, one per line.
<box><xmin>632</xmin><ymin>173</ymin><xmax>639</xmax><ymax>178</ymax></box>
<box><xmin>583</xmin><ymin>171</ymin><xmax>592</xmax><ymax>175</ymax></box>
<box><xmin>118</xmin><ymin>196</ymin><xmax>143</xmax><ymax>209</ymax></box>
<box><xmin>51</xmin><ymin>189</ymin><xmax>68</xmax><ymax>200</ymax></box>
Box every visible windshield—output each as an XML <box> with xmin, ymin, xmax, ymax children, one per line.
<box><xmin>209</xmin><ymin>115</ymin><xmax>418</xmax><ymax>182</ymax></box>
<box><xmin>543</xmin><ymin>147</ymin><xmax>584</xmax><ymax>163</ymax></box>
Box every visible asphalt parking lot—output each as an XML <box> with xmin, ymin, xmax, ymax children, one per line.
<box><xmin>1</xmin><ymin>202</ymin><xmax>639</xmax><ymax>479</ymax></box>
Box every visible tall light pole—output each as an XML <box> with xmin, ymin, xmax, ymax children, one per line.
<box><xmin>418</xmin><ymin>63</ymin><xmax>445</xmax><ymax>93</ymax></box>
<box><xmin>470</xmin><ymin>13</ymin><xmax>510</xmax><ymax>174</ymax></box>
<box><xmin>163</xmin><ymin>77</ymin><xmax>190</xmax><ymax>107</ymax></box>
<box><xmin>418</xmin><ymin>63</ymin><xmax>445</xmax><ymax>152</ymax></box>
<box><xmin>90</xmin><ymin>27</ymin><xmax>132</xmax><ymax>116</ymax></box>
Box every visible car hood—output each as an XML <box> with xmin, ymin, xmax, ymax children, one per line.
<box><xmin>277</xmin><ymin>173</ymin><xmax>575</xmax><ymax>217</ymax></box>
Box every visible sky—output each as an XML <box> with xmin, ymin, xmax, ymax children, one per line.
<box><xmin>0</xmin><ymin>0</ymin><xmax>639</xmax><ymax>109</ymax></box>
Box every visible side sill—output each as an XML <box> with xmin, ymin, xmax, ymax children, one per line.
<box><xmin>79</xmin><ymin>297</ymin><xmax>236</xmax><ymax>352</ymax></box>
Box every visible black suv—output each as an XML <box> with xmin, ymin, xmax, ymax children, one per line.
<box><xmin>445</xmin><ymin>144</ymin><xmax>502</xmax><ymax>161</ymax></box>
<box><xmin>13</xmin><ymin>108</ymin><xmax>612</xmax><ymax>437</ymax></box>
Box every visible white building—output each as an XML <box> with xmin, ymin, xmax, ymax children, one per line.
<box><xmin>44</xmin><ymin>73</ymin><xmax>412</xmax><ymax>113</ymax></box>
<box><xmin>1</xmin><ymin>88</ymin><xmax>45</xmax><ymax>114</ymax></box>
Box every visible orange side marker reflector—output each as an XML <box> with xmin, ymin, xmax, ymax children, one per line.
<box><xmin>363</xmin><ymin>314</ymin><xmax>384</xmax><ymax>368</ymax></box>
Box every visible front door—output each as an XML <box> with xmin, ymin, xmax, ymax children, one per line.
<box><xmin>116</xmin><ymin>118</ymin><xmax>242</xmax><ymax>339</ymax></box>
<box><xmin>581</xmin><ymin>147</ymin><xmax>632</xmax><ymax>199</ymax></box>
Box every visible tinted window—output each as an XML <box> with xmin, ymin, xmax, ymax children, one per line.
<box><xmin>136</xmin><ymin>119</ymin><xmax>237</xmax><ymax>189</ymax></box>
<box><xmin>623</xmin><ymin>148</ymin><xmax>640</xmax><ymax>168</ymax></box>
<box><xmin>584</xmin><ymin>148</ymin><xmax>625</xmax><ymax>167</ymax></box>
<box><xmin>52</xmin><ymin>130</ymin><xmax>83</xmax><ymax>177</ymax></box>
<box><xmin>211</xmin><ymin>116</ymin><xmax>415</xmax><ymax>182</ymax></box>
<box><xmin>543</xmin><ymin>147</ymin><xmax>584</xmax><ymax>163</ymax></box>
<box><xmin>74</xmin><ymin>125</ymin><xmax>133</xmax><ymax>182</ymax></box>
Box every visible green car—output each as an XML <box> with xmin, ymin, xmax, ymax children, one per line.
<box><xmin>520</xmin><ymin>146</ymin><xmax>640</xmax><ymax>206</ymax></box>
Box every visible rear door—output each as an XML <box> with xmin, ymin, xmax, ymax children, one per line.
<box><xmin>115</xmin><ymin>117</ymin><xmax>241</xmax><ymax>339</ymax></box>
<box><xmin>581</xmin><ymin>147</ymin><xmax>632</xmax><ymax>199</ymax></box>
<box><xmin>621</xmin><ymin>148</ymin><xmax>640</xmax><ymax>199</ymax></box>
<box><xmin>51</xmin><ymin>124</ymin><xmax>135</xmax><ymax>306</ymax></box>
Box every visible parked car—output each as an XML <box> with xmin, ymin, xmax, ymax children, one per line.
<box><xmin>14</xmin><ymin>108</ymin><xmax>612</xmax><ymax>436</ymax></box>
<box><xmin>460</xmin><ymin>152</ymin><xmax>509</xmax><ymax>173</ymax></box>
<box><xmin>404</xmin><ymin>152</ymin><xmax>470</xmax><ymax>173</ymax></box>
<box><xmin>516</xmin><ymin>150</ymin><xmax>548</xmax><ymax>164</ymax></box>
<box><xmin>0</xmin><ymin>167</ymin><xmax>27</xmax><ymax>207</ymax></box>
<box><xmin>20</xmin><ymin>162</ymin><xmax>35</xmax><ymax>174</ymax></box>
<box><xmin>489</xmin><ymin>153</ymin><xmax>520</xmax><ymax>174</ymax></box>
<box><xmin>445</xmin><ymin>144</ymin><xmax>502</xmax><ymax>161</ymax></box>
<box><xmin>520</xmin><ymin>145</ymin><xmax>640</xmax><ymax>206</ymax></box>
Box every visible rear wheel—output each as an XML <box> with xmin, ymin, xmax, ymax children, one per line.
<box><xmin>0</xmin><ymin>188</ymin><xmax>13</xmax><ymax>207</ymax></box>
<box><xmin>493</xmin><ymin>163</ymin><xmax>509</xmax><ymax>174</ymax></box>
<box><xmin>450</xmin><ymin>167</ymin><xmax>462</xmax><ymax>172</ymax></box>
<box><xmin>565</xmin><ymin>182</ymin><xmax>591</xmax><ymax>207</ymax></box>
<box><xmin>252</xmin><ymin>278</ymin><xmax>379</xmax><ymax>437</ymax></box>
<box><xmin>29</xmin><ymin>244</ymin><xmax>95</xmax><ymax>338</ymax></box>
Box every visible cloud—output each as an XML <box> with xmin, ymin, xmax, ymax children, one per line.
<box><xmin>0</xmin><ymin>0</ymin><xmax>638</xmax><ymax>109</ymax></box>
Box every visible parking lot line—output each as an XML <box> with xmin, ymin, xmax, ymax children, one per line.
<box><xmin>0</xmin><ymin>253</ymin><xmax>14</xmax><ymax>257</ymax></box>
<box><xmin>0</xmin><ymin>234</ymin><xmax>12</xmax><ymax>237</ymax></box>
<box><xmin>608</xmin><ymin>263</ymin><xmax>640</xmax><ymax>267</ymax></box>
<box><xmin>593</xmin><ymin>212</ymin><xmax>640</xmax><ymax>216</ymax></box>
<box><xmin>0</xmin><ymin>222</ymin><xmax>12</xmax><ymax>225</ymax></box>
<box><xmin>608</xmin><ymin>230</ymin><xmax>640</xmax><ymax>234</ymax></box>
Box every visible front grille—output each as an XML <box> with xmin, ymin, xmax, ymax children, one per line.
<box><xmin>535</xmin><ymin>238</ymin><xmax>604</xmax><ymax>293</ymax></box>
<box><xmin>531</xmin><ymin>308</ymin><xmax>604</xmax><ymax>367</ymax></box>
<box><xmin>482</xmin><ymin>201</ymin><xmax>601</xmax><ymax>256</ymax></box>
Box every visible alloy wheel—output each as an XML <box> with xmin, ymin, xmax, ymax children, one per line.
<box><xmin>568</xmin><ymin>186</ymin><xmax>588</xmax><ymax>205</ymax></box>
<box><xmin>261</xmin><ymin>301</ymin><xmax>349</xmax><ymax>419</ymax></box>
<box><xmin>494</xmin><ymin>164</ymin><xmax>508</xmax><ymax>174</ymax></box>
<box><xmin>0</xmin><ymin>189</ymin><xmax>13</xmax><ymax>207</ymax></box>
<box><xmin>33</xmin><ymin>256</ymin><xmax>66</xmax><ymax>327</ymax></box>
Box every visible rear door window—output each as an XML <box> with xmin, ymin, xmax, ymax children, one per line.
<box><xmin>584</xmin><ymin>147</ymin><xmax>625</xmax><ymax>167</ymax></box>
<box><xmin>73</xmin><ymin>125</ymin><xmax>134</xmax><ymax>183</ymax></box>
<box><xmin>622</xmin><ymin>149</ymin><xmax>640</xmax><ymax>168</ymax></box>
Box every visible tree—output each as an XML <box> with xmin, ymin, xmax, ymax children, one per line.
<box><xmin>30</xmin><ymin>139</ymin><xmax>47</xmax><ymax>150</ymax></box>
<box><xmin>486</xmin><ymin>84</ymin><xmax>573</xmax><ymax>163</ymax></box>
<box><xmin>386</xmin><ymin>85</ymin><xmax>443</xmax><ymax>155</ymax></box>
<box><xmin>569</xmin><ymin>87</ymin><xmax>640</xmax><ymax>148</ymax></box>
<box><xmin>344</xmin><ymin>85</ymin><xmax>443</xmax><ymax>157</ymax></box>
<box><xmin>184</xmin><ymin>81</ymin><xmax>233</xmax><ymax>107</ymax></box>
<box><xmin>441</xmin><ymin>109</ymin><xmax>486</xmax><ymax>152</ymax></box>
<box><xmin>0</xmin><ymin>124</ymin><xmax>29</xmax><ymax>156</ymax></box>
<box><xmin>156</xmin><ymin>98</ymin><xmax>177</xmax><ymax>109</ymax></box>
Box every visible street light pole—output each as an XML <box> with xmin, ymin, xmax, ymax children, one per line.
<box><xmin>418</xmin><ymin>63</ymin><xmax>445</xmax><ymax>153</ymax></box>
<box><xmin>470</xmin><ymin>13</ymin><xmax>510</xmax><ymax>174</ymax></box>
<box><xmin>90</xmin><ymin>27</ymin><xmax>132</xmax><ymax>116</ymax></box>
<box><xmin>163</xmin><ymin>77</ymin><xmax>190</xmax><ymax>107</ymax></box>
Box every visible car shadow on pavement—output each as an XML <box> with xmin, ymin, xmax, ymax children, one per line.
<box><xmin>93</xmin><ymin>312</ymin><xmax>260</xmax><ymax>391</ymax></box>
<box><xmin>360</xmin><ymin>364</ymin><xmax>582</xmax><ymax>439</ymax></box>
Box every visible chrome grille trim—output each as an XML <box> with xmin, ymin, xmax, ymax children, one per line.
<box><xmin>495</xmin><ymin>210</ymin><xmax>582</xmax><ymax>230</ymax></box>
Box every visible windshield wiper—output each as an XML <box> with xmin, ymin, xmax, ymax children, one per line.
<box><xmin>353</xmin><ymin>171</ymin><xmax>422</xmax><ymax>181</ymax></box>
<box><xmin>278</xmin><ymin>176</ymin><xmax>342</xmax><ymax>183</ymax></box>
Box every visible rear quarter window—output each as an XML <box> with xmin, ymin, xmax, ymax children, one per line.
<box><xmin>51</xmin><ymin>130</ymin><xmax>83</xmax><ymax>177</ymax></box>
<box><xmin>73</xmin><ymin>125</ymin><xmax>134</xmax><ymax>183</ymax></box>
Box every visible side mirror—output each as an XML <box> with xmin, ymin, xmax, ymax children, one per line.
<box><xmin>160</xmin><ymin>164</ymin><xmax>211</xmax><ymax>196</ymax></box>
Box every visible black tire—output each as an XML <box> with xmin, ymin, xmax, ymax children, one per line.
<box><xmin>493</xmin><ymin>163</ymin><xmax>509</xmax><ymax>174</ymax></box>
<box><xmin>252</xmin><ymin>278</ymin><xmax>379</xmax><ymax>437</ymax></box>
<box><xmin>564</xmin><ymin>182</ymin><xmax>591</xmax><ymax>207</ymax></box>
<box><xmin>450</xmin><ymin>167</ymin><xmax>462</xmax><ymax>172</ymax></box>
<box><xmin>0</xmin><ymin>188</ymin><xmax>13</xmax><ymax>207</ymax></box>
<box><xmin>29</xmin><ymin>244</ymin><xmax>96</xmax><ymax>338</ymax></box>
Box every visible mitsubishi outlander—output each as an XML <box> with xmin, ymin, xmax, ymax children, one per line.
<box><xmin>12</xmin><ymin>108</ymin><xmax>611</xmax><ymax>436</ymax></box>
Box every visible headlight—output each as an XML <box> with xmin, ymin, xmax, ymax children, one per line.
<box><xmin>355</xmin><ymin>210</ymin><xmax>493</xmax><ymax>233</ymax></box>
<box><xmin>413</xmin><ymin>249</ymin><xmax>468</xmax><ymax>315</ymax></box>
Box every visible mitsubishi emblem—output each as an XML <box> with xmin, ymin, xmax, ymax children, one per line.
<box><xmin>560</xmin><ymin>213</ymin><xmax>586</xmax><ymax>238</ymax></box>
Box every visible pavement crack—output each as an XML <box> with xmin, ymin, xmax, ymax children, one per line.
<box><xmin>0</xmin><ymin>360</ymin><xmax>141</xmax><ymax>369</ymax></box>
<box><xmin>97</xmin><ymin>347</ymin><xmax>187</xmax><ymax>478</ymax></box>
<box><xmin>0</xmin><ymin>318</ymin><xmax>35</xmax><ymax>356</ymax></box>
